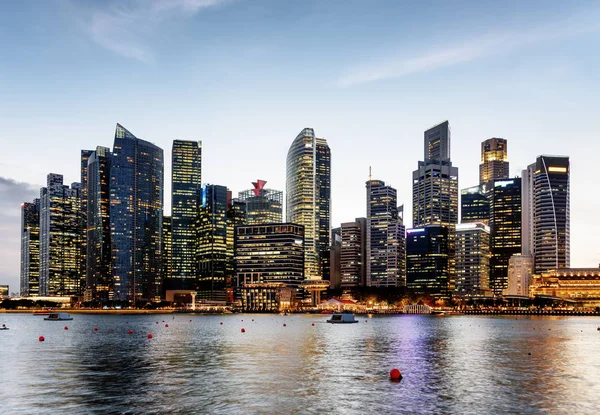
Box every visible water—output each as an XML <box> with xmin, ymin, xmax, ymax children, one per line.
<box><xmin>1</xmin><ymin>313</ymin><xmax>599</xmax><ymax>414</ymax></box>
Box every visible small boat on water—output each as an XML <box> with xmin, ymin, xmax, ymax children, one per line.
<box><xmin>327</xmin><ymin>312</ymin><xmax>358</xmax><ymax>324</ymax></box>
<box><xmin>44</xmin><ymin>313</ymin><xmax>73</xmax><ymax>321</ymax></box>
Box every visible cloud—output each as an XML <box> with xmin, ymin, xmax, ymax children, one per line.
<box><xmin>81</xmin><ymin>0</ymin><xmax>233</xmax><ymax>63</ymax></box>
<box><xmin>0</xmin><ymin>177</ymin><xmax>40</xmax><ymax>218</ymax></box>
<box><xmin>338</xmin><ymin>10</ymin><xmax>600</xmax><ymax>86</ymax></box>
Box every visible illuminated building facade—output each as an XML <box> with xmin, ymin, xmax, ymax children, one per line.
<box><xmin>461</xmin><ymin>184</ymin><xmax>489</xmax><ymax>224</ymax></box>
<box><xmin>340</xmin><ymin>218</ymin><xmax>366</xmax><ymax>289</ymax></box>
<box><xmin>238</xmin><ymin>180</ymin><xmax>283</xmax><ymax>225</ymax></box>
<box><xmin>110</xmin><ymin>123</ymin><xmax>164</xmax><ymax>303</ymax></box>
<box><xmin>531</xmin><ymin>268</ymin><xmax>600</xmax><ymax>307</ymax></box>
<box><xmin>455</xmin><ymin>222</ymin><xmax>490</xmax><ymax>296</ymax></box>
<box><xmin>86</xmin><ymin>146</ymin><xmax>112</xmax><ymax>304</ymax></box>
<box><xmin>197</xmin><ymin>184</ymin><xmax>229</xmax><ymax>301</ymax></box>
<box><xmin>366</xmin><ymin>180</ymin><xmax>406</xmax><ymax>287</ymax></box>
<box><xmin>489</xmin><ymin>178</ymin><xmax>522</xmax><ymax>295</ymax></box>
<box><xmin>80</xmin><ymin>150</ymin><xmax>93</xmax><ymax>285</ymax></box>
<box><xmin>20</xmin><ymin>199</ymin><xmax>40</xmax><ymax>296</ymax></box>
<box><xmin>170</xmin><ymin>140</ymin><xmax>202</xmax><ymax>290</ymax></box>
<box><xmin>406</xmin><ymin>225</ymin><xmax>450</xmax><ymax>299</ymax></box>
<box><xmin>479</xmin><ymin>138</ymin><xmax>509</xmax><ymax>184</ymax></box>
<box><xmin>39</xmin><ymin>174</ymin><xmax>83</xmax><ymax>296</ymax></box>
<box><xmin>162</xmin><ymin>216</ymin><xmax>172</xmax><ymax>281</ymax></box>
<box><xmin>505</xmin><ymin>254</ymin><xmax>533</xmax><ymax>296</ymax></box>
<box><xmin>329</xmin><ymin>227</ymin><xmax>342</xmax><ymax>289</ymax></box>
<box><xmin>286</xmin><ymin>128</ymin><xmax>330</xmax><ymax>279</ymax></box>
<box><xmin>234</xmin><ymin>223</ymin><xmax>305</xmax><ymax>299</ymax></box>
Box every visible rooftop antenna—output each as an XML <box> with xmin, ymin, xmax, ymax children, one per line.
<box><xmin>369</xmin><ymin>166</ymin><xmax>372</xmax><ymax>181</ymax></box>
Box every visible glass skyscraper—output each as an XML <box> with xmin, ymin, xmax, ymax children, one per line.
<box><xmin>238</xmin><ymin>180</ymin><xmax>283</xmax><ymax>225</ymax></box>
<box><xmin>340</xmin><ymin>218</ymin><xmax>366</xmax><ymax>289</ymax></box>
<box><xmin>461</xmin><ymin>184</ymin><xmax>489</xmax><ymax>224</ymax></box>
<box><xmin>20</xmin><ymin>199</ymin><xmax>40</xmax><ymax>296</ymax></box>
<box><xmin>86</xmin><ymin>146</ymin><xmax>112</xmax><ymax>304</ymax></box>
<box><xmin>110</xmin><ymin>124</ymin><xmax>164</xmax><ymax>303</ymax></box>
<box><xmin>286</xmin><ymin>128</ymin><xmax>331</xmax><ymax>279</ymax></box>
<box><xmin>406</xmin><ymin>225</ymin><xmax>450</xmax><ymax>299</ymax></box>
<box><xmin>170</xmin><ymin>139</ymin><xmax>202</xmax><ymax>290</ymax></box>
<box><xmin>455</xmin><ymin>222</ymin><xmax>490</xmax><ymax>296</ymax></box>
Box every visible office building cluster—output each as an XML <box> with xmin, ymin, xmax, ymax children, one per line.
<box><xmin>19</xmin><ymin>121</ymin><xmax>575</xmax><ymax>309</ymax></box>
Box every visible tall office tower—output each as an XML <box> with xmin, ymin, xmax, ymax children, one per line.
<box><xmin>505</xmin><ymin>254</ymin><xmax>533</xmax><ymax>296</ymax></box>
<box><xmin>226</xmin><ymin>196</ymin><xmax>247</xmax><ymax>301</ymax></box>
<box><xmin>162</xmin><ymin>216</ymin><xmax>172</xmax><ymax>280</ymax></box>
<box><xmin>197</xmin><ymin>184</ymin><xmax>229</xmax><ymax>301</ymax></box>
<box><xmin>238</xmin><ymin>180</ymin><xmax>283</xmax><ymax>225</ymax></box>
<box><xmin>39</xmin><ymin>174</ymin><xmax>83</xmax><ymax>296</ymax></box>
<box><xmin>455</xmin><ymin>223</ymin><xmax>490</xmax><ymax>296</ymax></box>
<box><xmin>412</xmin><ymin>121</ymin><xmax>458</xmax><ymax>293</ymax></box>
<box><xmin>20</xmin><ymin>199</ymin><xmax>40</xmax><ymax>296</ymax></box>
<box><xmin>286</xmin><ymin>128</ymin><xmax>331</xmax><ymax>280</ymax></box>
<box><xmin>461</xmin><ymin>184</ymin><xmax>489</xmax><ymax>224</ymax></box>
<box><xmin>329</xmin><ymin>227</ymin><xmax>342</xmax><ymax>289</ymax></box>
<box><xmin>80</xmin><ymin>150</ymin><xmax>93</xmax><ymax>286</ymax></box>
<box><xmin>340</xmin><ymin>218</ymin><xmax>367</xmax><ymax>289</ymax></box>
<box><xmin>406</xmin><ymin>225</ymin><xmax>450</xmax><ymax>299</ymax></box>
<box><xmin>489</xmin><ymin>178</ymin><xmax>522</xmax><ymax>295</ymax></box>
<box><xmin>479</xmin><ymin>138</ymin><xmax>509</xmax><ymax>185</ymax></box>
<box><xmin>521</xmin><ymin>163</ymin><xmax>536</xmax><ymax>257</ymax></box>
<box><xmin>366</xmin><ymin>180</ymin><xmax>406</xmax><ymax>287</ymax></box>
<box><xmin>86</xmin><ymin>146</ymin><xmax>112</xmax><ymax>304</ymax></box>
<box><xmin>235</xmin><ymin>224</ymin><xmax>305</xmax><ymax>287</ymax></box>
<box><xmin>532</xmin><ymin>156</ymin><xmax>570</xmax><ymax>273</ymax></box>
<box><xmin>110</xmin><ymin>124</ymin><xmax>164</xmax><ymax>303</ymax></box>
<box><xmin>170</xmin><ymin>140</ymin><xmax>202</xmax><ymax>290</ymax></box>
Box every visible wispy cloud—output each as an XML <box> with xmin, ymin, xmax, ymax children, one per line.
<box><xmin>81</xmin><ymin>0</ymin><xmax>232</xmax><ymax>63</ymax></box>
<box><xmin>338</xmin><ymin>10</ymin><xmax>600</xmax><ymax>87</ymax></box>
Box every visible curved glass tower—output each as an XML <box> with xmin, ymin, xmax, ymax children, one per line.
<box><xmin>286</xmin><ymin>128</ymin><xmax>330</xmax><ymax>280</ymax></box>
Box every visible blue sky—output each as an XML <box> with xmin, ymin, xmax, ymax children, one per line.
<box><xmin>1</xmin><ymin>0</ymin><xmax>600</xmax><ymax>292</ymax></box>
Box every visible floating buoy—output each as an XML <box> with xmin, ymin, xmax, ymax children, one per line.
<box><xmin>528</xmin><ymin>352</ymin><xmax>531</xmax><ymax>355</ymax></box>
<box><xmin>147</xmin><ymin>334</ymin><xmax>153</xmax><ymax>339</ymax></box>
<box><xmin>162</xmin><ymin>320</ymin><xmax>165</xmax><ymax>323</ymax></box>
<box><xmin>283</xmin><ymin>323</ymin><xmax>286</xmax><ymax>327</ymax></box>
<box><xmin>2</xmin><ymin>324</ymin><xmax>5</xmax><ymax>327</ymax></box>
<box><xmin>126</xmin><ymin>321</ymin><xmax>128</xmax><ymax>324</ymax></box>
<box><xmin>241</xmin><ymin>328</ymin><xmax>245</xmax><ymax>333</ymax></box>
<box><xmin>156</xmin><ymin>322</ymin><xmax>159</xmax><ymax>324</ymax></box>
<box><xmin>365</xmin><ymin>320</ymin><xmax>368</xmax><ymax>322</ymax></box>
<box><xmin>252</xmin><ymin>319</ymin><xmax>254</xmax><ymax>322</ymax></box>
<box><xmin>220</xmin><ymin>322</ymin><xmax>223</xmax><ymax>325</ymax></box>
<box><xmin>39</xmin><ymin>336</ymin><xmax>45</xmax><ymax>342</ymax></box>
<box><xmin>128</xmin><ymin>330</ymin><xmax>133</xmax><ymax>335</ymax></box>
<box><xmin>597</xmin><ymin>327</ymin><xmax>600</xmax><ymax>331</ymax></box>
<box><xmin>312</xmin><ymin>323</ymin><xmax>315</xmax><ymax>326</ymax></box>
<box><xmin>64</xmin><ymin>326</ymin><xmax>68</xmax><ymax>330</ymax></box>
<box><xmin>165</xmin><ymin>324</ymin><xmax>169</xmax><ymax>327</ymax></box>
<box><xmin>190</xmin><ymin>320</ymin><xmax>192</xmax><ymax>322</ymax></box>
<box><xmin>241</xmin><ymin>320</ymin><xmax>244</xmax><ymax>322</ymax></box>
<box><xmin>390</xmin><ymin>368</ymin><xmax>402</xmax><ymax>381</ymax></box>
<box><xmin>94</xmin><ymin>327</ymin><xmax>98</xmax><ymax>331</ymax></box>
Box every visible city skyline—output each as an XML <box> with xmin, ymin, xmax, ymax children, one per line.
<box><xmin>2</xmin><ymin>0</ymin><xmax>600</xmax><ymax>292</ymax></box>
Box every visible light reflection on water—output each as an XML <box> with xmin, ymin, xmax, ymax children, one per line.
<box><xmin>1</xmin><ymin>314</ymin><xmax>599</xmax><ymax>414</ymax></box>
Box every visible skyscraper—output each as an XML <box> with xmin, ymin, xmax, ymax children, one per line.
<box><xmin>238</xmin><ymin>180</ymin><xmax>283</xmax><ymax>225</ymax></box>
<box><xmin>406</xmin><ymin>225</ymin><xmax>450</xmax><ymax>299</ymax></box>
<box><xmin>170</xmin><ymin>140</ymin><xmax>202</xmax><ymax>290</ymax></box>
<box><xmin>340</xmin><ymin>218</ymin><xmax>366</xmax><ymax>289</ymax></box>
<box><xmin>197</xmin><ymin>184</ymin><xmax>229</xmax><ymax>301</ymax></box>
<box><xmin>39</xmin><ymin>174</ymin><xmax>83</xmax><ymax>296</ymax></box>
<box><xmin>366</xmin><ymin>180</ymin><xmax>406</xmax><ymax>287</ymax></box>
<box><xmin>20</xmin><ymin>199</ymin><xmax>40</xmax><ymax>296</ymax></box>
<box><xmin>461</xmin><ymin>184</ymin><xmax>489</xmax><ymax>224</ymax></box>
<box><xmin>479</xmin><ymin>138</ymin><xmax>509</xmax><ymax>185</ymax></box>
<box><xmin>412</xmin><ymin>121</ymin><xmax>458</xmax><ymax>293</ymax></box>
<box><xmin>162</xmin><ymin>216</ymin><xmax>172</xmax><ymax>281</ymax></box>
<box><xmin>489</xmin><ymin>178</ymin><xmax>522</xmax><ymax>295</ymax></box>
<box><xmin>505</xmin><ymin>254</ymin><xmax>533</xmax><ymax>296</ymax></box>
<box><xmin>455</xmin><ymin>222</ymin><xmax>490</xmax><ymax>296</ymax></box>
<box><xmin>533</xmin><ymin>156</ymin><xmax>570</xmax><ymax>273</ymax></box>
<box><xmin>110</xmin><ymin>124</ymin><xmax>164</xmax><ymax>303</ymax></box>
<box><xmin>286</xmin><ymin>128</ymin><xmax>331</xmax><ymax>279</ymax></box>
<box><xmin>80</xmin><ymin>149</ymin><xmax>93</xmax><ymax>288</ymax></box>
<box><xmin>86</xmin><ymin>146</ymin><xmax>112</xmax><ymax>304</ymax></box>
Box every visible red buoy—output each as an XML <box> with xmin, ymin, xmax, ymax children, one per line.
<box><xmin>94</xmin><ymin>327</ymin><xmax>98</xmax><ymax>331</ymax></box>
<box><xmin>128</xmin><ymin>330</ymin><xmax>133</xmax><ymax>335</ymax></box>
<box><xmin>365</xmin><ymin>320</ymin><xmax>368</xmax><ymax>322</ymax></box>
<box><xmin>312</xmin><ymin>323</ymin><xmax>315</xmax><ymax>326</ymax></box>
<box><xmin>165</xmin><ymin>324</ymin><xmax>169</xmax><ymax>327</ymax></box>
<box><xmin>156</xmin><ymin>322</ymin><xmax>159</xmax><ymax>324</ymax></box>
<box><xmin>162</xmin><ymin>320</ymin><xmax>165</xmax><ymax>323</ymax></box>
<box><xmin>241</xmin><ymin>320</ymin><xmax>243</xmax><ymax>322</ymax></box>
<box><xmin>190</xmin><ymin>320</ymin><xmax>192</xmax><ymax>322</ymax></box>
<box><xmin>64</xmin><ymin>326</ymin><xmax>68</xmax><ymax>330</ymax></box>
<box><xmin>283</xmin><ymin>323</ymin><xmax>286</xmax><ymax>327</ymax></box>
<box><xmin>147</xmin><ymin>334</ymin><xmax>153</xmax><ymax>339</ymax></box>
<box><xmin>241</xmin><ymin>328</ymin><xmax>246</xmax><ymax>333</ymax></box>
<box><xmin>252</xmin><ymin>319</ymin><xmax>254</xmax><ymax>322</ymax></box>
<box><xmin>220</xmin><ymin>322</ymin><xmax>223</xmax><ymax>325</ymax></box>
<box><xmin>39</xmin><ymin>336</ymin><xmax>45</xmax><ymax>342</ymax></box>
<box><xmin>390</xmin><ymin>368</ymin><xmax>402</xmax><ymax>381</ymax></box>
<box><xmin>2</xmin><ymin>324</ymin><xmax>5</xmax><ymax>327</ymax></box>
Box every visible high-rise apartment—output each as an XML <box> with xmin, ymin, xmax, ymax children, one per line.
<box><xmin>170</xmin><ymin>140</ymin><xmax>202</xmax><ymax>290</ymax></box>
<box><xmin>489</xmin><ymin>178</ymin><xmax>522</xmax><ymax>295</ymax></box>
<box><xmin>286</xmin><ymin>128</ymin><xmax>331</xmax><ymax>279</ymax></box>
<box><xmin>86</xmin><ymin>146</ymin><xmax>112</xmax><ymax>304</ymax></box>
<box><xmin>479</xmin><ymin>138</ymin><xmax>509</xmax><ymax>185</ymax></box>
<box><xmin>366</xmin><ymin>180</ymin><xmax>406</xmax><ymax>287</ymax></box>
<box><xmin>455</xmin><ymin>222</ymin><xmax>490</xmax><ymax>296</ymax></box>
<box><xmin>110</xmin><ymin>124</ymin><xmax>164</xmax><ymax>303</ymax></box>
<box><xmin>39</xmin><ymin>174</ymin><xmax>83</xmax><ymax>296</ymax></box>
<box><xmin>238</xmin><ymin>180</ymin><xmax>283</xmax><ymax>225</ymax></box>
<box><xmin>20</xmin><ymin>199</ymin><xmax>40</xmax><ymax>296</ymax></box>
<box><xmin>340</xmin><ymin>218</ymin><xmax>366</xmax><ymax>289</ymax></box>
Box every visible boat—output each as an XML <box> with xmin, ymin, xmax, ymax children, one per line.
<box><xmin>327</xmin><ymin>312</ymin><xmax>358</xmax><ymax>324</ymax></box>
<box><xmin>44</xmin><ymin>313</ymin><xmax>73</xmax><ymax>321</ymax></box>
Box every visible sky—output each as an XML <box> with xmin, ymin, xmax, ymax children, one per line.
<box><xmin>1</xmin><ymin>0</ymin><xmax>600</xmax><ymax>293</ymax></box>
